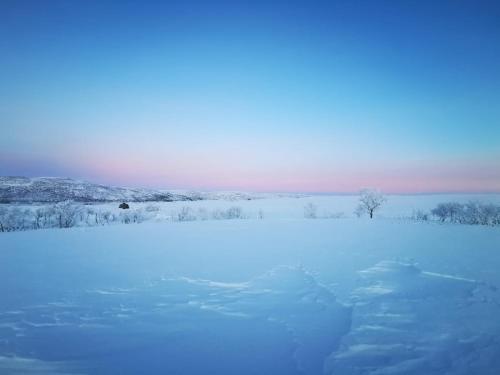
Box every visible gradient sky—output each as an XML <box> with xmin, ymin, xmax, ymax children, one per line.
<box><xmin>1</xmin><ymin>0</ymin><xmax>499</xmax><ymax>193</ymax></box>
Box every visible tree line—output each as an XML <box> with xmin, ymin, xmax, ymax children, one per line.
<box><xmin>429</xmin><ymin>201</ymin><xmax>500</xmax><ymax>226</ymax></box>
<box><xmin>0</xmin><ymin>202</ymin><xmax>250</xmax><ymax>232</ymax></box>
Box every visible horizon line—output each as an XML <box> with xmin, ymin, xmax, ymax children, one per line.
<box><xmin>2</xmin><ymin>175</ymin><xmax>500</xmax><ymax>196</ymax></box>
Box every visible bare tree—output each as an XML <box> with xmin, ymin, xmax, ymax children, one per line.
<box><xmin>356</xmin><ymin>189</ymin><xmax>386</xmax><ymax>219</ymax></box>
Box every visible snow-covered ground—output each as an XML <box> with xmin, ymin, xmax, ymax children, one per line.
<box><xmin>1</xmin><ymin>195</ymin><xmax>500</xmax><ymax>374</ymax></box>
<box><xmin>120</xmin><ymin>192</ymin><xmax>500</xmax><ymax>220</ymax></box>
<box><xmin>9</xmin><ymin>192</ymin><xmax>500</xmax><ymax>221</ymax></box>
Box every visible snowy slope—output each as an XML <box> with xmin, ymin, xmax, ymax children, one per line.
<box><xmin>1</xmin><ymin>219</ymin><xmax>500</xmax><ymax>374</ymax></box>
<box><xmin>326</xmin><ymin>261</ymin><xmax>500</xmax><ymax>374</ymax></box>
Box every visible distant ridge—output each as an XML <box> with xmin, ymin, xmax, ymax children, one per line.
<box><xmin>0</xmin><ymin>177</ymin><xmax>303</xmax><ymax>203</ymax></box>
<box><xmin>0</xmin><ymin>176</ymin><xmax>196</xmax><ymax>203</ymax></box>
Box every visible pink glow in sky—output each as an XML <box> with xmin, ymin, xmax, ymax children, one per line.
<box><xmin>29</xmin><ymin>149</ymin><xmax>495</xmax><ymax>193</ymax></box>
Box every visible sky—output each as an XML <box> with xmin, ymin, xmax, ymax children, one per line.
<box><xmin>0</xmin><ymin>0</ymin><xmax>499</xmax><ymax>193</ymax></box>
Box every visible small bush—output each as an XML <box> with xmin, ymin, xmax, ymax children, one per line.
<box><xmin>304</xmin><ymin>203</ymin><xmax>317</xmax><ymax>219</ymax></box>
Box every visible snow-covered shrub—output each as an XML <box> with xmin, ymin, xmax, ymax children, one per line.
<box><xmin>119</xmin><ymin>211</ymin><xmax>132</xmax><ymax>224</ymax></box>
<box><xmin>20</xmin><ymin>208</ymin><xmax>34</xmax><ymax>230</ymax></box>
<box><xmin>482</xmin><ymin>204</ymin><xmax>500</xmax><ymax>226</ymax></box>
<box><xmin>54</xmin><ymin>201</ymin><xmax>81</xmax><ymax>228</ymax></box>
<box><xmin>118</xmin><ymin>208</ymin><xmax>146</xmax><ymax>224</ymax></box>
<box><xmin>32</xmin><ymin>206</ymin><xmax>60</xmax><ymax>229</ymax></box>
<box><xmin>447</xmin><ymin>202</ymin><xmax>463</xmax><ymax>223</ymax></box>
<box><xmin>431</xmin><ymin>201</ymin><xmax>500</xmax><ymax>226</ymax></box>
<box><xmin>131</xmin><ymin>209</ymin><xmax>146</xmax><ymax>223</ymax></box>
<box><xmin>472</xmin><ymin>202</ymin><xmax>500</xmax><ymax>225</ymax></box>
<box><xmin>0</xmin><ymin>202</ymin><xmax>146</xmax><ymax>232</ymax></box>
<box><xmin>0</xmin><ymin>206</ymin><xmax>7</xmax><ymax>232</ymax></box>
<box><xmin>7</xmin><ymin>207</ymin><xmax>22</xmax><ymax>231</ymax></box>
<box><xmin>431</xmin><ymin>203</ymin><xmax>449</xmax><ymax>222</ymax></box>
<box><xmin>0</xmin><ymin>206</ymin><xmax>35</xmax><ymax>231</ymax></box>
<box><xmin>432</xmin><ymin>202</ymin><xmax>468</xmax><ymax>223</ymax></box>
<box><xmin>354</xmin><ymin>205</ymin><xmax>364</xmax><ymax>218</ymax></box>
<box><xmin>177</xmin><ymin>207</ymin><xmax>196</xmax><ymax>221</ymax></box>
<box><xmin>33</xmin><ymin>208</ymin><xmax>45</xmax><ymax>229</ymax></box>
<box><xmin>461</xmin><ymin>201</ymin><xmax>500</xmax><ymax>226</ymax></box>
<box><xmin>84</xmin><ymin>207</ymin><xmax>96</xmax><ymax>225</ymax></box>
<box><xmin>212</xmin><ymin>206</ymin><xmax>246</xmax><ymax>220</ymax></box>
<box><xmin>304</xmin><ymin>203</ymin><xmax>317</xmax><ymax>219</ymax></box>
<box><xmin>411</xmin><ymin>209</ymin><xmax>429</xmax><ymax>222</ymax></box>
<box><xmin>0</xmin><ymin>207</ymin><xmax>19</xmax><ymax>231</ymax></box>
<box><xmin>145</xmin><ymin>205</ymin><xmax>160</xmax><ymax>212</ymax></box>
<box><xmin>40</xmin><ymin>206</ymin><xmax>57</xmax><ymax>228</ymax></box>
<box><xmin>225</xmin><ymin>206</ymin><xmax>244</xmax><ymax>219</ymax></box>
<box><xmin>100</xmin><ymin>210</ymin><xmax>114</xmax><ymax>224</ymax></box>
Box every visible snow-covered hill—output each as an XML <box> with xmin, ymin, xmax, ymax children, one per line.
<box><xmin>0</xmin><ymin>177</ymin><xmax>306</xmax><ymax>204</ymax></box>
<box><xmin>0</xmin><ymin>177</ymin><xmax>196</xmax><ymax>203</ymax></box>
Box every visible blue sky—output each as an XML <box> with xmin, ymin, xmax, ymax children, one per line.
<box><xmin>1</xmin><ymin>0</ymin><xmax>499</xmax><ymax>192</ymax></box>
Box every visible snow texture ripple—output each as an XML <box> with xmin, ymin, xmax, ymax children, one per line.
<box><xmin>0</xmin><ymin>262</ymin><xmax>499</xmax><ymax>374</ymax></box>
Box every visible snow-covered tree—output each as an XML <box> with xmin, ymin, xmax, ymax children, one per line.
<box><xmin>431</xmin><ymin>201</ymin><xmax>500</xmax><ymax>225</ymax></box>
<box><xmin>356</xmin><ymin>189</ymin><xmax>386</xmax><ymax>219</ymax></box>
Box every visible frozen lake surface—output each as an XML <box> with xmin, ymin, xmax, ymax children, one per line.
<box><xmin>1</xmin><ymin>195</ymin><xmax>500</xmax><ymax>374</ymax></box>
